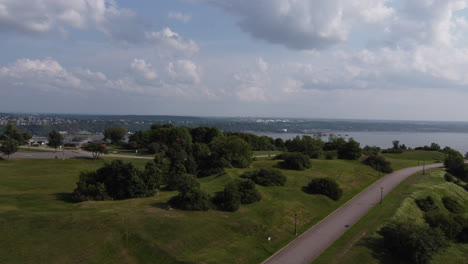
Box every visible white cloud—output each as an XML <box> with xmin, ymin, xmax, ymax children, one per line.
<box><xmin>145</xmin><ymin>28</ymin><xmax>199</xmax><ymax>56</ymax></box>
<box><xmin>168</xmin><ymin>11</ymin><xmax>192</xmax><ymax>23</ymax></box>
<box><xmin>131</xmin><ymin>59</ymin><xmax>158</xmax><ymax>80</ymax></box>
<box><xmin>207</xmin><ymin>0</ymin><xmax>393</xmax><ymax>50</ymax></box>
<box><xmin>166</xmin><ymin>60</ymin><xmax>202</xmax><ymax>84</ymax></box>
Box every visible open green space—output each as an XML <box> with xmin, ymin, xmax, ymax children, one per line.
<box><xmin>313</xmin><ymin>168</ymin><xmax>468</xmax><ymax>264</ymax></box>
<box><xmin>383</xmin><ymin>150</ymin><xmax>445</xmax><ymax>170</ymax></box>
<box><xmin>0</xmin><ymin>150</ymin><xmax>446</xmax><ymax>264</ymax></box>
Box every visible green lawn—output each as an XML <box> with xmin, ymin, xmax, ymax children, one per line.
<box><xmin>0</xmin><ymin>150</ymin><xmax>447</xmax><ymax>264</ymax></box>
<box><xmin>383</xmin><ymin>150</ymin><xmax>446</xmax><ymax>171</ymax></box>
<box><xmin>312</xmin><ymin>168</ymin><xmax>468</xmax><ymax>264</ymax></box>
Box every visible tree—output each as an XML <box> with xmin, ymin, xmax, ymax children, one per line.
<box><xmin>0</xmin><ymin>137</ymin><xmax>19</xmax><ymax>158</ymax></box>
<box><xmin>338</xmin><ymin>138</ymin><xmax>362</xmax><ymax>160</ymax></box>
<box><xmin>279</xmin><ymin>152</ymin><xmax>311</xmax><ymax>171</ymax></box>
<box><xmin>104</xmin><ymin>127</ymin><xmax>126</xmax><ymax>144</ymax></box>
<box><xmin>444</xmin><ymin>149</ymin><xmax>465</xmax><ymax>180</ymax></box>
<box><xmin>213</xmin><ymin>179</ymin><xmax>261</xmax><ymax>211</ymax></box>
<box><xmin>0</xmin><ymin>122</ymin><xmax>31</xmax><ymax>144</ymax></box>
<box><xmin>82</xmin><ymin>143</ymin><xmax>108</xmax><ymax>159</ymax></box>
<box><xmin>392</xmin><ymin>140</ymin><xmax>400</xmax><ymax>149</ymax></box>
<box><xmin>71</xmin><ymin>160</ymin><xmax>161</xmax><ymax>202</ymax></box>
<box><xmin>362</xmin><ymin>155</ymin><xmax>393</xmax><ymax>173</ymax></box>
<box><xmin>305</xmin><ymin>178</ymin><xmax>343</xmax><ymax>201</ymax></box>
<box><xmin>378</xmin><ymin>221</ymin><xmax>449</xmax><ymax>264</ymax></box>
<box><xmin>210</xmin><ymin>136</ymin><xmax>252</xmax><ymax>168</ymax></box>
<box><xmin>48</xmin><ymin>130</ymin><xmax>64</xmax><ymax>151</ymax></box>
<box><xmin>169</xmin><ymin>189</ymin><xmax>212</xmax><ymax>211</ymax></box>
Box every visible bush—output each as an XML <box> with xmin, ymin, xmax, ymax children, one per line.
<box><xmin>166</xmin><ymin>174</ymin><xmax>200</xmax><ymax>193</ymax></box>
<box><xmin>324</xmin><ymin>150</ymin><xmax>338</xmax><ymax>160</ymax></box>
<box><xmin>279</xmin><ymin>153</ymin><xmax>311</xmax><ymax>171</ymax></box>
<box><xmin>362</xmin><ymin>155</ymin><xmax>393</xmax><ymax>173</ymax></box>
<box><xmin>415</xmin><ymin>196</ymin><xmax>438</xmax><ymax>212</ymax></box>
<box><xmin>337</xmin><ymin>138</ymin><xmax>362</xmax><ymax>160</ymax></box>
<box><xmin>382</xmin><ymin>148</ymin><xmax>404</xmax><ymax>154</ymax></box>
<box><xmin>458</xmin><ymin>227</ymin><xmax>468</xmax><ymax>243</ymax></box>
<box><xmin>378</xmin><ymin>221</ymin><xmax>449</xmax><ymax>264</ymax></box>
<box><xmin>169</xmin><ymin>189</ymin><xmax>212</xmax><ymax>211</ymax></box>
<box><xmin>305</xmin><ymin>178</ymin><xmax>343</xmax><ymax>201</ymax></box>
<box><xmin>442</xmin><ymin>196</ymin><xmax>464</xmax><ymax>213</ymax></box>
<box><xmin>71</xmin><ymin>160</ymin><xmax>161</xmax><ymax>202</ymax></box>
<box><xmin>213</xmin><ymin>179</ymin><xmax>261</xmax><ymax>211</ymax></box>
<box><xmin>424</xmin><ymin>211</ymin><xmax>464</xmax><ymax>240</ymax></box>
<box><xmin>241</xmin><ymin>168</ymin><xmax>286</xmax><ymax>186</ymax></box>
<box><xmin>444</xmin><ymin>172</ymin><xmax>459</xmax><ymax>183</ymax></box>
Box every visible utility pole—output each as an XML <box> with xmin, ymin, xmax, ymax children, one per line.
<box><xmin>294</xmin><ymin>213</ymin><xmax>298</xmax><ymax>236</ymax></box>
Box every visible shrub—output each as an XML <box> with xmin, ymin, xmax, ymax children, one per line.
<box><xmin>305</xmin><ymin>178</ymin><xmax>343</xmax><ymax>201</ymax></box>
<box><xmin>362</xmin><ymin>146</ymin><xmax>381</xmax><ymax>156</ymax></box>
<box><xmin>169</xmin><ymin>189</ymin><xmax>212</xmax><ymax>211</ymax></box>
<box><xmin>241</xmin><ymin>168</ymin><xmax>286</xmax><ymax>186</ymax></box>
<box><xmin>324</xmin><ymin>150</ymin><xmax>338</xmax><ymax>160</ymax></box>
<box><xmin>415</xmin><ymin>196</ymin><xmax>438</xmax><ymax>212</ymax></box>
<box><xmin>71</xmin><ymin>160</ymin><xmax>161</xmax><ymax>202</ymax></box>
<box><xmin>279</xmin><ymin>153</ymin><xmax>311</xmax><ymax>171</ymax></box>
<box><xmin>337</xmin><ymin>138</ymin><xmax>362</xmax><ymax>160</ymax></box>
<box><xmin>166</xmin><ymin>173</ymin><xmax>200</xmax><ymax>192</ymax></box>
<box><xmin>442</xmin><ymin>196</ymin><xmax>464</xmax><ymax>213</ymax></box>
<box><xmin>444</xmin><ymin>172</ymin><xmax>459</xmax><ymax>183</ymax></box>
<box><xmin>378</xmin><ymin>221</ymin><xmax>449</xmax><ymax>264</ymax></box>
<box><xmin>362</xmin><ymin>155</ymin><xmax>393</xmax><ymax>173</ymax></box>
<box><xmin>424</xmin><ymin>211</ymin><xmax>463</xmax><ymax>240</ymax></box>
<box><xmin>458</xmin><ymin>227</ymin><xmax>468</xmax><ymax>243</ymax></box>
<box><xmin>237</xmin><ymin>179</ymin><xmax>261</xmax><ymax>204</ymax></box>
<box><xmin>213</xmin><ymin>179</ymin><xmax>261</xmax><ymax>211</ymax></box>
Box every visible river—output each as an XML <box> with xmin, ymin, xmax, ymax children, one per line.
<box><xmin>254</xmin><ymin>132</ymin><xmax>468</xmax><ymax>154</ymax></box>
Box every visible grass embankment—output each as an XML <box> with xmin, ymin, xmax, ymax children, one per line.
<box><xmin>0</xmin><ymin>157</ymin><xmax>381</xmax><ymax>264</ymax></box>
<box><xmin>313</xmin><ymin>168</ymin><xmax>468</xmax><ymax>264</ymax></box>
<box><xmin>0</xmin><ymin>150</ymin><xmax>444</xmax><ymax>264</ymax></box>
<box><xmin>383</xmin><ymin>150</ymin><xmax>446</xmax><ymax>170</ymax></box>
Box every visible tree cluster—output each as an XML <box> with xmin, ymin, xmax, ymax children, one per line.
<box><xmin>71</xmin><ymin>160</ymin><xmax>162</xmax><ymax>202</ymax></box>
<box><xmin>444</xmin><ymin>148</ymin><xmax>468</xmax><ymax>182</ymax></box>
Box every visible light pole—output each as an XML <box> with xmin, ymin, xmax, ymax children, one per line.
<box><xmin>294</xmin><ymin>213</ymin><xmax>298</xmax><ymax>236</ymax></box>
<box><xmin>380</xmin><ymin>187</ymin><xmax>384</xmax><ymax>204</ymax></box>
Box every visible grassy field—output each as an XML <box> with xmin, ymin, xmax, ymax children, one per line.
<box><xmin>383</xmin><ymin>150</ymin><xmax>445</xmax><ymax>170</ymax></box>
<box><xmin>0</xmin><ymin>150</ymin><xmax>447</xmax><ymax>264</ymax></box>
<box><xmin>313</xmin><ymin>168</ymin><xmax>468</xmax><ymax>264</ymax></box>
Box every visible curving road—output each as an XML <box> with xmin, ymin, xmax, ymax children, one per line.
<box><xmin>263</xmin><ymin>163</ymin><xmax>443</xmax><ymax>264</ymax></box>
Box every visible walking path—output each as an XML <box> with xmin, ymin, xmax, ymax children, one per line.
<box><xmin>263</xmin><ymin>163</ymin><xmax>443</xmax><ymax>264</ymax></box>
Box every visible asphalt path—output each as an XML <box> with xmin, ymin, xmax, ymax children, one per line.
<box><xmin>263</xmin><ymin>163</ymin><xmax>443</xmax><ymax>264</ymax></box>
<box><xmin>4</xmin><ymin>149</ymin><xmax>154</xmax><ymax>160</ymax></box>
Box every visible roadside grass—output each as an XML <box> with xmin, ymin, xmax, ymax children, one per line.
<box><xmin>105</xmin><ymin>146</ymin><xmax>154</xmax><ymax>157</ymax></box>
<box><xmin>18</xmin><ymin>147</ymin><xmax>56</xmax><ymax>153</ymax></box>
<box><xmin>383</xmin><ymin>150</ymin><xmax>445</xmax><ymax>171</ymax></box>
<box><xmin>0</xmin><ymin>150</ymin><xmax>445</xmax><ymax>264</ymax></box>
<box><xmin>312</xmin><ymin>169</ymin><xmax>468</xmax><ymax>264</ymax></box>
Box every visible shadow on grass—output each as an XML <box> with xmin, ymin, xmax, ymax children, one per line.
<box><xmin>53</xmin><ymin>192</ymin><xmax>75</xmax><ymax>203</ymax></box>
<box><xmin>151</xmin><ymin>202</ymin><xmax>171</xmax><ymax>210</ymax></box>
<box><xmin>358</xmin><ymin>236</ymin><xmax>398</xmax><ymax>264</ymax></box>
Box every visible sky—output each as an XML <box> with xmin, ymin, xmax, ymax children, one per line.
<box><xmin>2</xmin><ymin>0</ymin><xmax>468</xmax><ymax>121</ymax></box>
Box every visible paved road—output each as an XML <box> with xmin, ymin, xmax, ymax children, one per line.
<box><xmin>263</xmin><ymin>163</ymin><xmax>443</xmax><ymax>264</ymax></box>
<box><xmin>4</xmin><ymin>150</ymin><xmax>154</xmax><ymax>160</ymax></box>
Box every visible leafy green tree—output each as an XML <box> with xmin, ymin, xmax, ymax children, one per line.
<box><xmin>0</xmin><ymin>137</ymin><xmax>19</xmax><ymax>158</ymax></box>
<box><xmin>104</xmin><ymin>127</ymin><xmax>126</xmax><ymax>144</ymax></box>
<box><xmin>82</xmin><ymin>143</ymin><xmax>108</xmax><ymax>159</ymax></box>
<box><xmin>166</xmin><ymin>173</ymin><xmax>200</xmax><ymax>192</ymax></box>
<box><xmin>169</xmin><ymin>189</ymin><xmax>212</xmax><ymax>211</ymax></box>
<box><xmin>48</xmin><ymin>130</ymin><xmax>64</xmax><ymax>151</ymax></box>
<box><xmin>279</xmin><ymin>152</ymin><xmax>311</xmax><ymax>171</ymax></box>
<box><xmin>444</xmin><ymin>149</ymin><xmax>465</xmax><ymax>178</ymax></box>
<box><xmin>0</xmin><ymin>122</ymin><xmax>31</xmax><ymax>144</ymax></box>
<box><xmin>378</xmin><ymin>221</ymin><xmax>449</xmax><ymax>264</ymax></box>
<box><xmin>236</xmin><ymin>179</ymin><xmax>261</xmax><ymax>204</ymax></box>
<box><xmin>362</xmin><ymin>155</ymin><xmax>393</xmax><ymax>173</ymax></box>
<box><xmin>71</xmin><ymin>160</ymin><xmax>161</xmax><ymax>202</ymax></box>
<box><xmin>338</xmin><ymin>138</ymin><xmax>362</xmax><ymax>160</ymax></box>
<box><xmin>212</xmin><ymin>181</ymin><xmax>241</xmax><ymax>212</ymax></box>
<box><xmin>210</xmin><ymin>136</ymin><xmax>252</xmax><ymax>168</ymax></box>
<box><xmin>305</xmin><ymin>178</ymin><xmax>343</xmax><ymax>201</ymax></box>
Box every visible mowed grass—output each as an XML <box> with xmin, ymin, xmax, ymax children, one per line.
<box><xmin>313</xmin><ymin>169</ymin><xmax>468</xmax><ymax>264</ymax></box>
<box><xmin>383</xmin><ymin>150</ymin><xmax>446</xmax><ymax>170</ymax></box>
<box><xmin>18</xmin><ymin>147</ymin><xmax>56</xmax><ymax>153</ymax></box>
<box><xmin>0</xmin><ymin>157</ymin><xmax>384</xmax><ymax>264</ymax></box>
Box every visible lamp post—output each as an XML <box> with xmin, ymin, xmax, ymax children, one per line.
<box><xmin>380</xmin><ymin>187</ymin><xmax>384</xmax><ymax>204</ymax></box>
<box><xmin>294</xmin><ymin>213</ymin><xmax>298</xmax><ymax>236</ymax></box>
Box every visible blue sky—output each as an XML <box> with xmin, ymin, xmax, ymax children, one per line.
<box><xmin>2</xmin><ymin>0</ymin><xmax>468</xmax><ymax>121</ymax></box>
